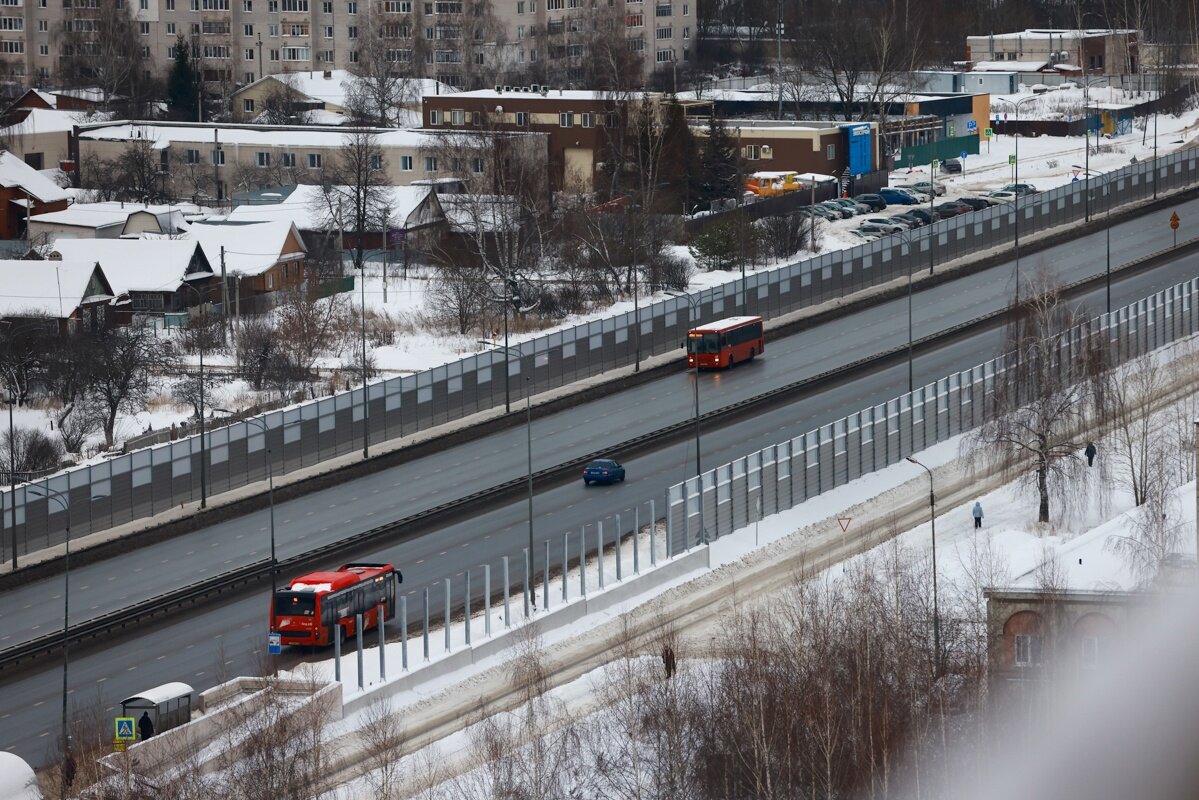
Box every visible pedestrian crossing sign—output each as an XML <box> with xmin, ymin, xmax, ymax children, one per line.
<box><xmin>115</xmin><ymin>717</ymin><xmax>136</xmax><ymax>741</ymax></box>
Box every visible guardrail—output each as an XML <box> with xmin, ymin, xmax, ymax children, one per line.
<box><xmin>2</xmin><ymin>246</ymin><xmax>1189</xmax><ymax>673</ymax></box>
<box><xmin>2</xmin><ymin>146</ymin><xmax>1195</xmax><ymax>560</ymax></box>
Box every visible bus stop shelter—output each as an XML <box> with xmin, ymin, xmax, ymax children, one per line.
<box><xmin>121</xmin><ymin>682</ymin><xmax>194</xmax><ymax>736</ymax></box>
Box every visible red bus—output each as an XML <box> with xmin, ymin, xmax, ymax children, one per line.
<box><xmin>686</xmin><ymin>316</ymin><xmax>765</xmax><ymax>369</ymax></box>
<box><xmin>271</xmin><ymin>562</ymin><xmax>400</xmax><ymax>647</ymax></box>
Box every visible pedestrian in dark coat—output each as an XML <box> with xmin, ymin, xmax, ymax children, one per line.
<box><xmin>1085</xmin><ymin>442</ymin><xmax>1097</xmax><ymax>467</ymax></box>
<box><xmin>972</xmin><ymin>501</ymin><xmax>984</xmax><ymax>529</ymax></box>
<box><xmin>662</xmin><ymin>644</ymin><xmax>676</xmax><ymax>680</ymax></box>
<box><xmin>138</xmin><ymin>711</ymin><xmax>154</xmax><ymax>740</ymax></box>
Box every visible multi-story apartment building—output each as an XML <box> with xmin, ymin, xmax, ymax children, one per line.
<box><xmin>4</xmin><ymin>0</ymin><xmax>694</xmax><ymax>93</ymax></box>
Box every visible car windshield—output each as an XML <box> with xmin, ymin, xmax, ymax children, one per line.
<box><xmin>687</xmin><ymin>332</ymin><xmax>721</xmax><ymax>354</ymax></box>
<box><xmin>275</xmin><ymin>591</ymin><xmax>316</xmax><ymax>617</ymax></box>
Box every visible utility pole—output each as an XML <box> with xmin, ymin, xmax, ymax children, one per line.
<box><xmin>220</xmin><ymin>246</ymin><xmax>230</xmax><ymax>339</ymax></box>
<box><xmin>257</xmin><ymin>34</ymin><xmax>264</xmax><ymax>82</ymax></box>
<box><xmin>776</xmin><ymin>0</ymin><xmax>784</xmax><ymax>119</ymax></box>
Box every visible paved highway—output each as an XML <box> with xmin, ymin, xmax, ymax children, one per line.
<box><xmin>3</xmin><ymin>208</ymin><xmax>1198</xmax><ymax>764</ymax></box>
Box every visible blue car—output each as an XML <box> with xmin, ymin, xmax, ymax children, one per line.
<box><xmin>583</xmin><ymin>458</ymin><xmax>626</xmax><ymax>485</ymax></box>
<box><xmin>878</xmin><ymin>188</ymin><xmax>918</xmax><ymax>205</ymax></box>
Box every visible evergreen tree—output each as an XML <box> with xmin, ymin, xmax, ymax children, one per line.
<box><xmin>167</xmin><ymin>35</ymin><xmax>198</xmax><ymax>120</ymax></box>
<box><xmin>690</xmin><ymin>114</ymin><xmax>741</xmax><ymax>211</ymax></box>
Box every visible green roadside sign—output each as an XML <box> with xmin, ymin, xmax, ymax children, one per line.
<box><xmin>1008</xmin><ymin>154</ymin><xmax>1017</xmax><ymax>165</ymax></box>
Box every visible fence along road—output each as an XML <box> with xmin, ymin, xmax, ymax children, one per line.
<box><xmin>2</xmin><ymin>150</ymin><xmax>1196</xmax><ymax>553</ymax></box>
<box><xmin>2</xmin><ymin>241</ymin><xmax>1195</xmax><ymax>766</ymax></box>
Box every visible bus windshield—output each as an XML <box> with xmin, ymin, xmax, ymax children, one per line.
<box><xmin>687</xmin><ymin>333</ymin><xmax>721</xmax><ymax>354</ymax></box>
<box><xmin>275</xmin><ymin>591</ymin><xmax>317</xmax><ymax>617</ymax></box>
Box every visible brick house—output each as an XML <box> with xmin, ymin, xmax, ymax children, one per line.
<box><xmin>0</xmin><ymin>150</ymin><xmax>70</xmax><ymax>240</ymax></box>
<box><xmin>183</xmin><ymin>220</ymin><xmax>308</xmax><ymax>301</ymax></box>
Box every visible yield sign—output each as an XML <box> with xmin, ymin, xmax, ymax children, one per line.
<box><xmin>837</xmin><ymin>516</ymin><xmax>852</xmax><ymax>532</ymax></box>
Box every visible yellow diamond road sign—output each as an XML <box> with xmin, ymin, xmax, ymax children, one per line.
<box><xmin>115</xmin><ymin>716</ymin><xmax>136</xmax><ymax>741</ymax></box>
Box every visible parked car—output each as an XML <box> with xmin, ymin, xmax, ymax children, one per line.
<box><xmin>878</xmin><ymin>188</ymin><xmax>919</xmax><ymax>205</ymax></box>
<box><xmin>934</xmin><ymin>201</ymin><xmax>972</xmax><ymax>218</ymax></box>
<box><xmin>884</xmin><ymin>215</ymin><xmax>917</xmax><ymax>229</ymax></box>
<box><xmin>895</xmin><ymin>187</ymin><xmax>931</xmax><ymax>202</ymax></box>
<box><xmin>906</xmin><ymin>181</ymin><xmax>946</xmax><ymax>197</ymax></box>
<box><xmin>808</xmin><ymin>204</ymin><xmax>840</xmax><ymax>220</ymax></box>
<box><xmin>985</xmin><ymin>190</ymin><xmax>1018</xmax><ymax>203</ymax></box>
<box><xmin>853</xmin><ymin>193</ymin><xmax>888</xmax><ymax>212</ymax></box>
<box><xmin>819</xmin><ymin>201</ymin><xmax>855</xmax><ymax>219</ymax></box>
<box><xmin>862</xmin><ymin>217</ymin><xmax>906</xmax><ymax>233</ymax></box>
<box><xmin>859</xmin><ymin>221</ymin><xmax>902</xmax><ymax>236</ymax></box>
<box><xmin>583</xmin><ymin>458</ymin><xmax>626</xmax><ymax>485</ymax></box>
<box><xmin>998</xmin><ymin>182</ymin><xmax>1039</xmax><ymax>196</ymax></box>
<box><xmin>905</xmin><ymin>207</ymin><xmax>939</xmax><ymax>224</ymax></box>
<box><xmin>848</xmin><ymin>229</ymin><xmax>881</xmax><ymax>242</ymax></box>
<box><xmin>940</xmin><ymin>158</ymin><xmax>963</xmax><ymax>174</ymax></box>
<box><xmin>955</xmin><ymin>196</ymin><xmax>992</xmax><ymax>211</ymax></box>
<box><xmin>831</xmin><ymin>198</ymin><xmax>871</xmax><ymax>215</ymax></box>
<box><xmin>894</xmin><ymin>211</ymin><xmax>928</xmax><ymax>227</ymax></box>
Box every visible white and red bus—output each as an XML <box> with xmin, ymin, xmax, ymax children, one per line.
<box><xmin>271</xmin><ymin>562</ymin><xmax>400</xmax><ymax>647</ymax></box>
<box><xmin>686</xmin><ymin>316</ymin><xmax>765</xmax><ymax>369</ymax></box>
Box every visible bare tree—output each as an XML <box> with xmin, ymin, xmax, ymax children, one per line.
<box><xmin>316</xmin><ymin>128</ymin><xmax>391</xmax><ymax>274</ymax></box>
<box><xmin>55</xmin><ymin>0</ymin><xmax>148</xmax><ymax>114</ymax></box>
<box><xmin>88</xmin><ymin>323</ymin><xmax>176</xmax><ymax>448</ymax></box>
<box><xmin>346</xmin><ymin>17</ymin><xmax>418</xmax><ymax>127</ymax></box>
<box><xmin>360</xmin><ymin>696</ymin><xmax>407</xmax><ymax>799</ymax></box>
<box><xmin>426</xmin><ymin>260</ymin><xmax>489</xmax><ymax>335</ymax></box>
<box><xmin>256</xmin><ymin>73</ymin><xmax>308</xmax><ymax>125</ymax></box>
<box><xmin>972</xmin><ymin>273</ymin><xmax>1099</xmax><ymax>523</ymax></box>
<box><xmin>1</xmin><ymin>426</ymin><xmax>63</xmax><ymax>480</ymax></box>
<box><xmin>273</xmin><ymin>283</ymin><xmax>352</xmax><ymax>393</ymax></box>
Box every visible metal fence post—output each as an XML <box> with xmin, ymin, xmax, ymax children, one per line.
<box><xmin>355</xmin><ymin>613</ymin><xmax>364</xmax><ymax>691</ymax></box>
<box><xmin>580</xmin><ymin>526</ymin><xmax>587</xmax><ymax>597</ymax></box>
<box><xmin>615</xmin><ymin>512</ymin><xmax>623</xmax><ymax>581</ymax></box>
<box><xmin>664</xmin><ymin>491</ymin><xmax>671</xmax><ymax>560</ymax></box>
<box><xmin>633</xmin><ymin>505</ymin><xmax>640</xmax><ymax>575</ymax></box>
<box><xmin>400</xmin><ymin>595</ymin><xmax>408</xmax><ymax>671</ymax></box>
<box><xmin>464</xmin><ymin>569</ymin><xmax>471</xmax><ymax>646</ymax></box>
<box><xmin>333</xmin><ymin>622</ymin><xmax>342</xmax><ymax>682</ymax></box>
<box><xmin>562</xmin><ymin>532</ymin><xmax>569</xmax><ymax>602</ymax></box>
<box><xmin>484</xmin><ymin>564</ymin><xmax>491</xmax><ymax>636</ymax></box>
<box><xmin>502</xmin><ymin>555</ymin><xmax>510</xmax><ymax>628</ymax></box>
<box><xmin>444</xmin><ymin>578</ymin><xmax>451</xmax><ymax>652</ymax></box>
<box><xmin>598</xmin><ymin>520</ymin><xmax>605</xmax><ymax>589</ymax></box>
<box><xmin>543</xmin><ymin>538</ymin><xmax>550</xmax><ymax>610</ymax></box>
<box><xmin>422</xmin><ymin>587</ymin><xmax>429</xmax><ymax>661</ymax></box>
<box><xmin>522</xmin><ymin>547</ymin><xmax>531</xmax><ymax>618</ymax></box>
<box><xmin>650</xmin><ymin>498</ymin><xmax>658</xmax><ymax>567</ymax></box>
<box><xmin>378</xmin><ymin>603</ymin><xmax>386</xmax><ymax>682</ymax></box>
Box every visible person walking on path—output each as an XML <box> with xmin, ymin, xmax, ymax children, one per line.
<box><xmin>138</xmin><ymin>711</ymin><xmax>154</xmax><ymax>740</ymax></box>
<box><xmin>1085</xmin><ymin>442</ymin><xmax>1097</xmax><ymax>467</ymax></box>
<box><xmin>972</xmin><ymin>501</ymin><xmax>984</xmax><ymax>529</ymax></box>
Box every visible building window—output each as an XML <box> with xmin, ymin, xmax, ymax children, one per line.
<box><xmin>627</xmin><ymin>36</ymin><xmax>644</xmax><ymax>51</ymax></box>
<box><xmin>308</xmin><ymin>153</ymin><xmax>323</xmax><ymax>168</ymax></box>
<box><xmin>369</xmin><ymin>154</ymin><xmax>383</xmax><ymax>170</ymax></box>
<box><xmin>626</xmin><ymin>13</ymin><xmax>642</xmax><ymax>26</ymax></box>
<box><xmin>211</xmin><ymin>148</ymin><xmax>225</xmax><ymax>166</ymax></box>
<box><xmin>451</xmin><ymin>109</ymin><xmax>465</xmax><ymax>125</ymax></box>
<box><xmin>580</xmin><ymin>112</ymin><xmax>593</xmax><ymax>128</ymax></box>
<box><xmin>559</xmin><ymin>111</ymin><xmax>573</xmax><ymax>128</ymax></box>
<box><xmin>242</xmin><ymin>0</ymin><xmax>251</xmax><ymax>8</ymax></box>
<box><xmin>826</xmin><ymin>143</ymin><xmax>835</xmax><ymax>160</ymax></box>
<box><xmin>424</xmin><ymin>156</ymin><xmax>437</xmax><ymax>172</ymax></box>
<box><xmin>682</xmin><ymin>1</ymin><xmax>687</xmax><ymax>12</ymax></box>
<box><xmin>743</xmin><ymin>144</ymin><xmax>760</xmax><ymax>159</ymax></box>
<box><xmin>281</xmin><ymin>0</ymin><xmax>307</xmax><ymax>9</ymax></box>
<box><xmin>38</xmin><ymin>19</ymin><xmax>48</xmax><ymax>30</ymax></box>
<box><xmin>244</xmin><ymin>99</ymin><xmax>256</xmax><ymax>113</ymax></box>
<box><xmin>656</xmin><ymin>25</ymin><xmax>671</xmax><ymax>39</ymax></box>
<box><xmin>269</xmin><ymin>48</ymin><xmax>279</xmax><ymax>61</ymax></box>
<box><xmin>245</xmin><ymin>48</ymin><xmax>254</xmax><ymax>59</ymax></box>
<box><xmin>283</xmin><ymin>46</ymin><xmax>309</xmax><ymax>60</ymax></box>
<box><xmin>268</xmin><ymin>24</ymin><xmax>278</xmax><ymax>36</ymax></box>
<box><xmin>516</xmin><ymin>111</ymin><xmax>529</xmax><ymax>126</ymax></box>
<box><xmin>38</xmin><ymin>43</ymin><xmax>48</xmax><ymax>55</ymax></box>
<box><xmin>346</xmin><ymin>0</ymin><xmax>356</xmax><ymax>10</ymax></box>
<box><xmin>1081</xmin><ymin>636</ymin><xmax>1103</xmax><ymax>668</ymax></box>
<box><xmin>323</xmin><ymin>25</ymin><xmax>333</xmax><ymax>37</ymax></box>
<box><xmin>400</xmin><ymin>155</ymin><xmax>413</xmax><ymax>171</ymax></box>
<box><xmin>185</xmin><ymin>148</ymin><xmax>201</xmax><ymax>164</ymax></box>
<box><xmin>655</xmin><ymin>48</ymin><xmax>673</xmax><ymax>62</ymax></box>
<box><xmin>383</xmin><ymin>0</ymin><xmax>409</xmax><ymax>8</ymax></box>
<box><xmin>253</xmin><ymin>151</ymin><xmax>271</xmax><ymax>167</ymax></box>
<box><xmin>516</xmin><ymin>0</ymin><xmax>523</xmax><ymax>11</ymax></box>
<box><xmin>546</xmin><ymin>0</ymin><xmax>561</xmax><ymax>7</ymax></box>
<box><xmin>470</xmin><ymin>156</ymin><xmax>483</xmax><ymax>173</ymax></box>
<box><xmin>429</xmin><ymin>109</ymin><xmax>441</xmax><ymax>124</ymax></box>
<box><xmin>281</xmin><ymin>152</ymin><xmax>296</xmax><ymax>166</ymax></box>
<box><xmin>683</xmin><ymin>25</ymin><xmax>689</xmax><ymax>38</ymax></box>
<box><xmin>165</xmin><ymin>21</ymin><xmax>175</xmax><ymax>33</ymax></box>
<box><xmin>322</xmin><ymin>0</ymin><xmax>331</xmax><ymax>10</ymax></box>
<box><xmin>347</xmin><ymin>25</ymin><xmax>358</xmax><ymax>38</ymax></box>
<box><xmin>1014</xmin><ymin>634</ymin><xmax>1042</xmax><ymax>667</ymax></box>
<box><xmin>138</xmin><ymin>20</ymin><xmax>149</xmax><ymax>33</ymax></box>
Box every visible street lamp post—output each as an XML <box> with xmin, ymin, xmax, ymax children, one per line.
<box><xmin>215</xmin><ymin>410</ymin><xmax>277</xmax><ymax>596</ymax></box>
<box><xmin>1074</xmin><ymin>164</ymin><xmax>1113</xmax><ymax>313</ymax></box>
<box><xmin>480</xmin><ymin>343</ymin><xmax>535</xmax><ymax>615</ymax></box>
<box><xmin>665</xmin><ymin>289</ymin><xmax>706</xmax><ymax>544</ymax></box>
<box><xmin>4</xmin><ymin>390</ymin><xmax>14</xmax><ymax>569</ymax></box>
<box><xmin>994</xmin><ymin>96</ymin><xmax>1038</xmax><ymax>308</ymax></box>
<box><xmin>905</xmin><ymin>456</ymin><xmax>940</xmax><ymax>677</ymax></box>
<box><xmin>360</xmin><ymin>254</ymin><xmax>369</xmax><ymax>459</ymax></box>
<box><xmin>179</xmin><ymin>283</ymin><xmax>209</xmax><ymax>509</ymax></box>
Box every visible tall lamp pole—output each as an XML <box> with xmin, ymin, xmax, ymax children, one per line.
<box><xmin>994</xmin><ymin>96</ymin><xmax>1037</xmax><ymax>308</ymax></box>
<box><xmin>4</xmin><ymin>390</ymin><xmax>15</xmax><ymax>569</ymax></box>
<box><xmin>481</xmin><ymin>342</ymin><xmax>535</xmax><ymax>615</ymax></box>
<box><xmin>905</xmin><ymin>456</ymin><xmax>940</xmax><ymax>677</ymax></box>
<box><xmin>216</xmin><ymin>410</ymin><xmax>277</xmax><ymax>597</ymax></box>
<box><xmin>180</xmin><ymin>283</ymin><xmax>209</xmax><ymax>508</ymax></box>
<box><xmin>1074</xmin><ymin>164</ymin><xmax>1112</xmax><ymax>313</ymax></box>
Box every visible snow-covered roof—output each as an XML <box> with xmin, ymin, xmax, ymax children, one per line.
<box><xmin>121</xmin><ymin>681</ymin><xmax>193</xmax><ymax>707</ymax></box>
<box><xmin>440</xmin><ymin>194</ymin><xmax>519</xmax><ymax>234</ymax></box>
<box><xmin>973</xmin><ymin>60</ymin><xmax>1049</xmax><ymax>72</ymax></box>
<box><xmin>227</xmin><ymin>183</ymin><xmax>438</xmax><ymax>230</ymax></box>
<box><xmin>0</xmin><ymin>259</ymin><xmax>107</xmax><ymax>318</ymax></box>
<box><xmin>0</xmin><ymin>151</ymin><xmax>69</xmax><ymax>204</ymax></box>
<box><xmin>77</xmin><ymin>121</ymin><xmax>444</xmax><ymax>150</ymax></box>
<box><xmin>450</xmin><ymin>88</ymin><xmax>653</xmax><ymax>102</ymax></box>
<box><xmin>30</xmin><ymin>201</ymin><xmax>187</xmax><ymax>232</ymax></box>
<box><xmin>182</xmin><ymin>220</ymin><xmax>306</xmax><ymax>276</ymax></box>
<box><xmin>48</xmin><ymin>239</ymin><xmax>204</xmax><ymax>296</ymax></box>
<box><xmin>0</xmin><ymin>107</ymin><xmax>110</xmax><ymax>137</ymax></box>
<box><xmin>674</xmin><ymin>89</ymin><xmax>772</xmax><ymax>102</ymax></box>
<box><xmin>242</xmin><ymin>71</ymin><xmax>457</xmax><ymax>109</ymax></box>
<box><xmin>55</xmin><ymin>86</ymin><xmax>109</xmax><ymax>103</ymax></box>
<box><xmin>975</xmin><ymin>28</ymin><xmax>1135</xmax><ymax>43</ymax></box>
